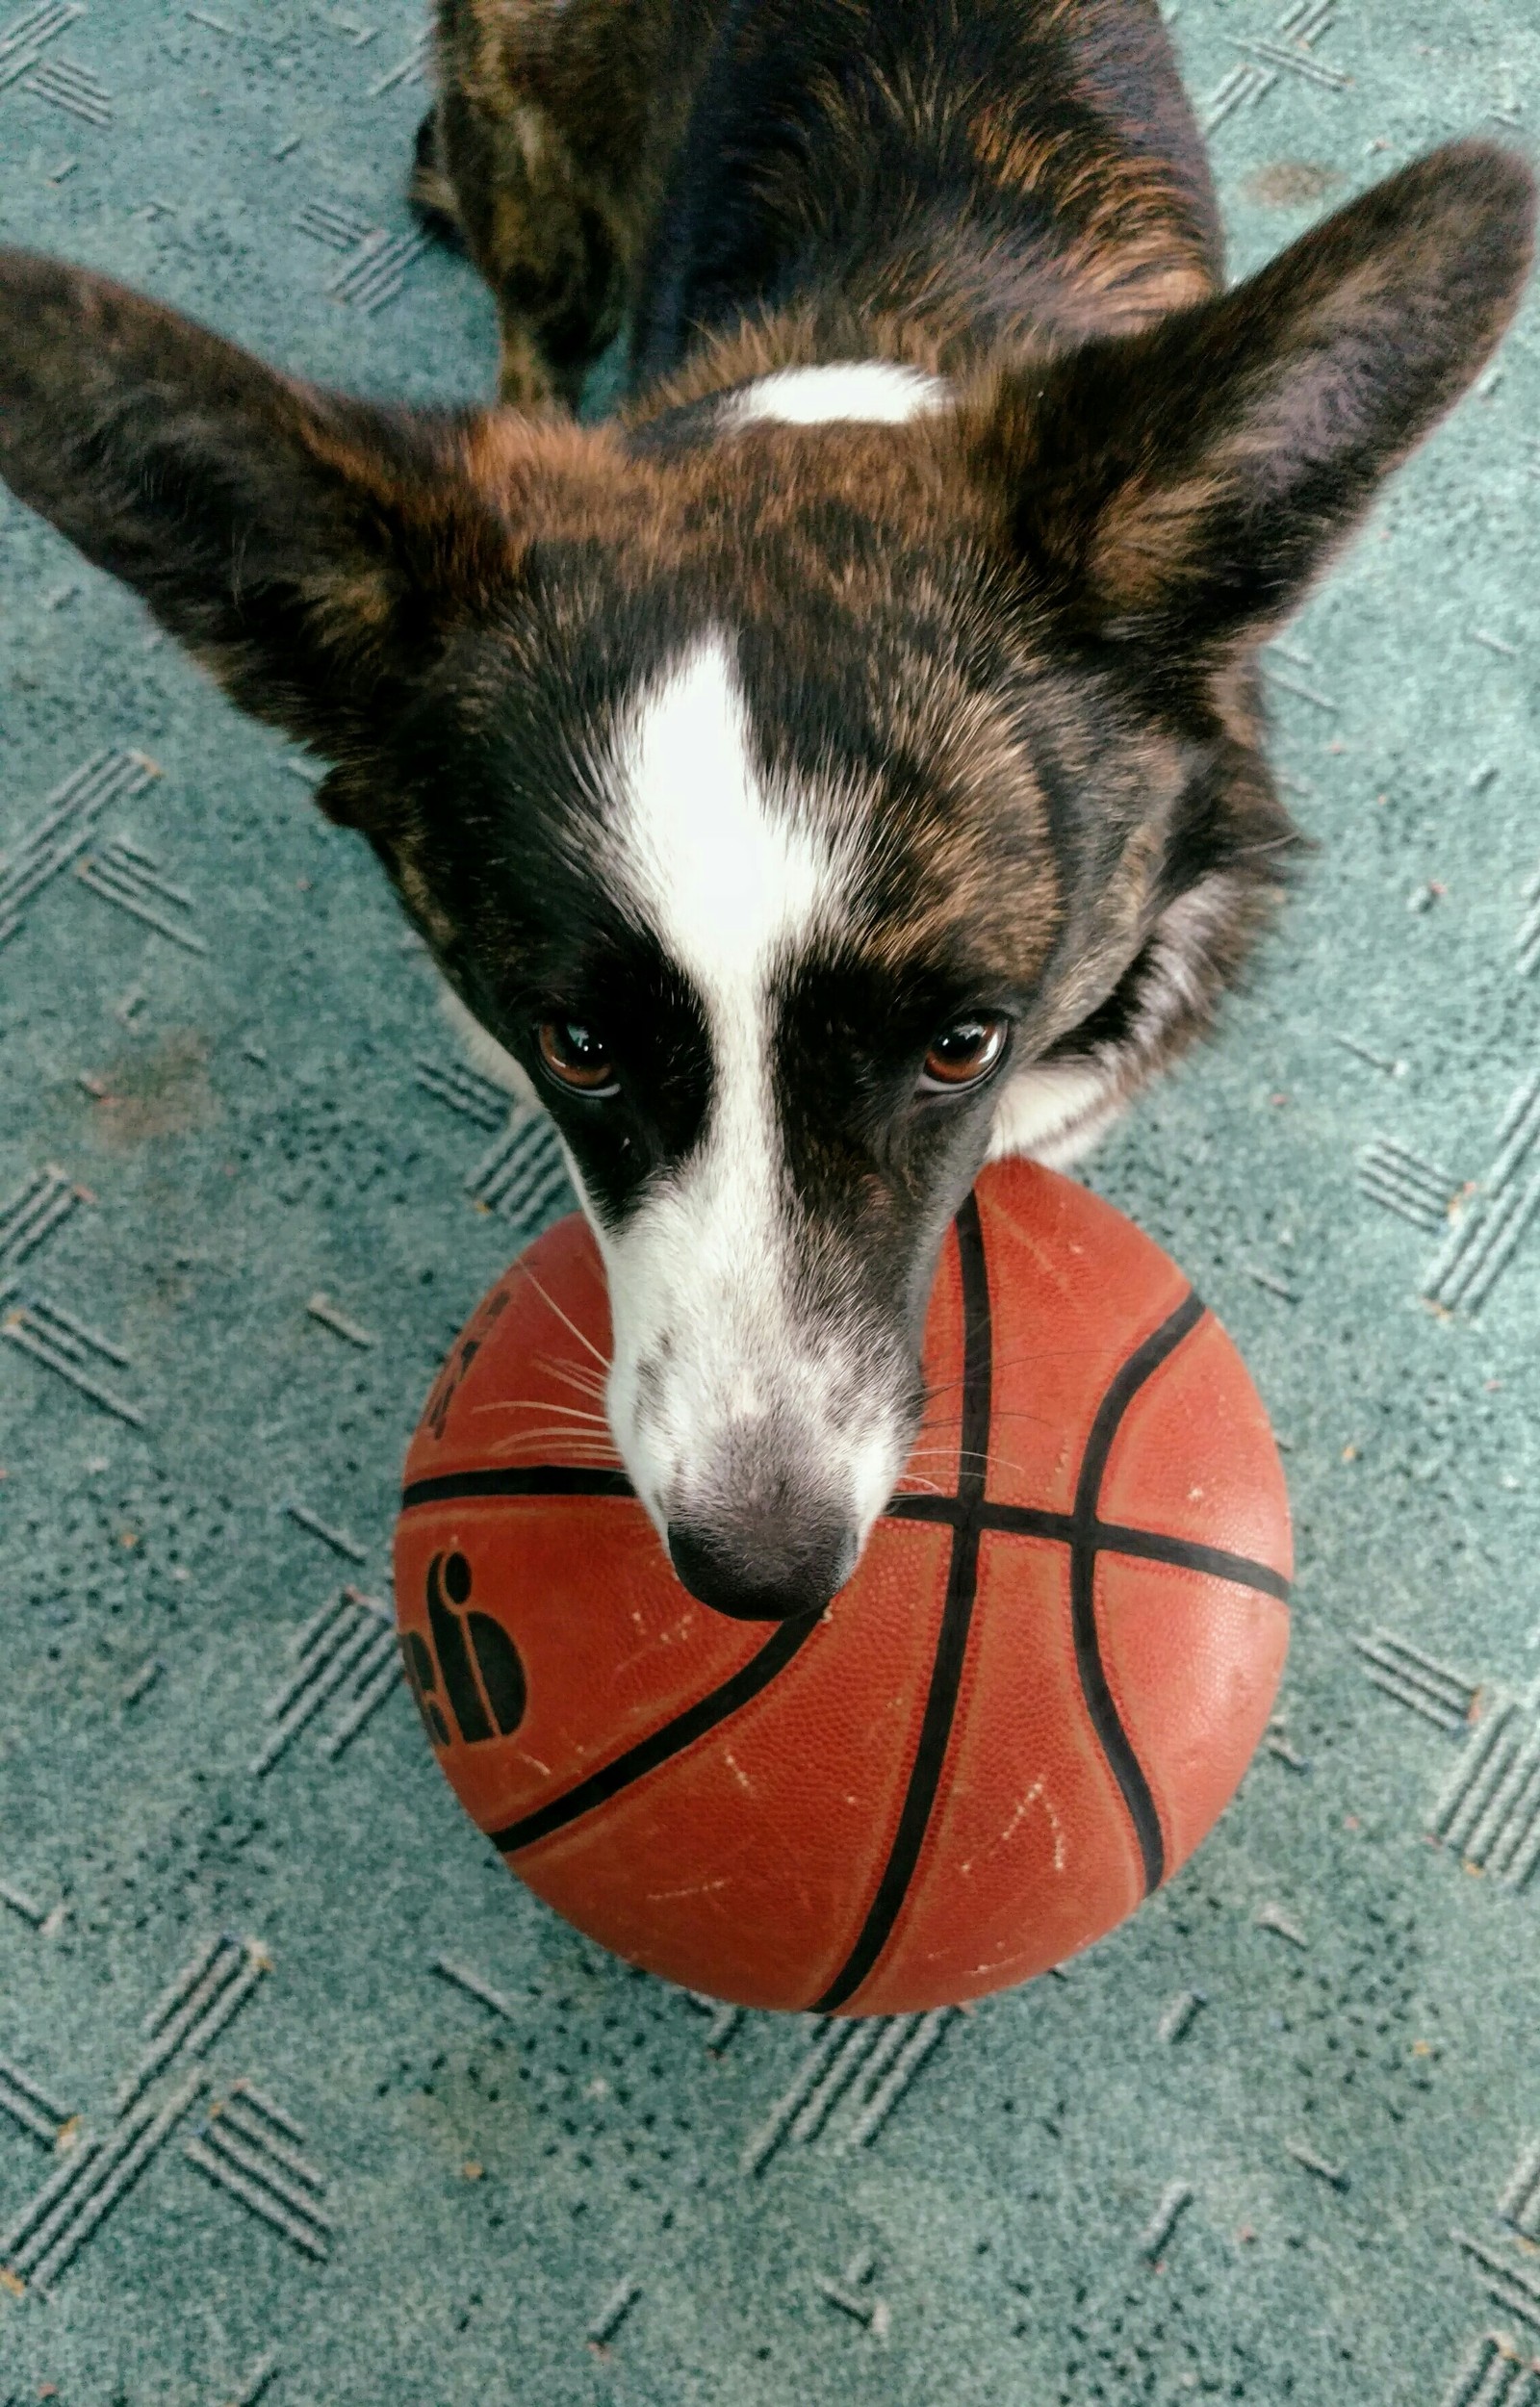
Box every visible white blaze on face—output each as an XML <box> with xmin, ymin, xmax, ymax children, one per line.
<box><xmin>576</xmin><ymin>636</ymin><xmax>901</xmax><ymax>1549</ymax></box>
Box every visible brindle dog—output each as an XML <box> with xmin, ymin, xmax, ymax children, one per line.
<box><xmin>0</xmin><ymin>3</ymin><xmax>1531</xmax><ymax>1621</ymax></box>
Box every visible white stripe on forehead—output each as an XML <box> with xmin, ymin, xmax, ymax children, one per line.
<box><xmin>603</xmin><ymin>636</ymin><xmax>855</xmax><ymax>1028</ymax></box>
<box><xmin>578</xmin><ymin>637</ymin><xmax>904</xmax><ymax>1548</ymax></box>
<box><xmin>729</xmin><ymin>361</ymin><xmax>950</xmax><ymax>426</ymax></box>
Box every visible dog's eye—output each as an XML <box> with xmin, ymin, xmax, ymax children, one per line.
<box><xmin>536</xmin><ymin>1018</ymin><xmax>620</xmax><ymax>1096</ymax></box>
<box><xmin>919</xmin><ymin>1014</ymin><xmax>1010</xmax><ymax>1092</ymax></box>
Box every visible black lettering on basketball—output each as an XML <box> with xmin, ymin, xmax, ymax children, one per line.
<box><xmin>467</xmin><ymin>1611</ymin><xmax>526</xmax><ymax>1734</ymax></box>
<box><xmin>423</xmin><ymin>1550</ymin><xmax>526</xmax><ymax>1743</ymax></box>
<box><xmin>400</xmin><ymin>1627</ymin><xmax>450</xmax><ymax>1748</ymax></box>
<box><xmin>426</xmin><ymin>1550</ymin><xmax>494</xmax><ymax>1742</ymax></box>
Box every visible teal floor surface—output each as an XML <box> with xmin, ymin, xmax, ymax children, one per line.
<box><xmin>2</xmin><ymin>4</ymin><xmax>1539</xmax><ymax>2401</ymax></box>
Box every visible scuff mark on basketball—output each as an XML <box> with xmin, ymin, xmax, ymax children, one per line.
<box><xmin>962</xmin><ymin>1779</ymin><xmax>1066</xmax><ymax>1876</ymax></box>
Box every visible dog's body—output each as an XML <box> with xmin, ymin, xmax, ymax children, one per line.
<box><xmin>412</xmin><ymin>0</ymin><xmax>1222</xmax><ymax>413</ymax></box>
<box><xmin>0</xmin><ymin>3</ymin><xmax>1531</xmax><ymax>1618</ymax></box>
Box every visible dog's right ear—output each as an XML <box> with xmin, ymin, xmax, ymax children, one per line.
<box><xmin>0</xmin><ymin>252</ymin><xmax>516</xmax><ymax>816</ymax></box>
<box><xmin>971</xmin><ymin>142</ymin><xmax>1535</xmax><ymax>655</ymax></box>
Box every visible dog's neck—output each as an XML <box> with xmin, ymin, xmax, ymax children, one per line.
<box><xmin>629</xmin><ymin>0</ymin><xmax>1221</xmax><ymax>411</ymax></box>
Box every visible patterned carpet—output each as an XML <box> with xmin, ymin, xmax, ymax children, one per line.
<box><xmin>1</xmin><ymin>4</ymin><xmax>1538</xmax><ymax>2401</ymax></box>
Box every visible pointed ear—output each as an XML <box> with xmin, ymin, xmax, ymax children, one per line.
<box><xmin>972</xmin><ymin>142</ymin><xmax>1535</xmax><ymax>651</ymax></box>
<box><xmin>0</xmin><ymin>251</ymin><xmax>514</xmax><ymax>793</ymax></box>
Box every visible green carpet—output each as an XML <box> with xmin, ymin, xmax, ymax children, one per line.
<box><xmin>2</xmin><ymin>4</ymin><xmax>1539</xmax><ymax>2400</ymax></box>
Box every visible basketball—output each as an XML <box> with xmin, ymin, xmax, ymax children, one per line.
<box><xmin>394</xmin><ymin>1161</ymin><xmax>1291</xmax><ymax>2013</ymax></box>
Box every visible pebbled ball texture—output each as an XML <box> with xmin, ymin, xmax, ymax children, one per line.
<box><xmin>394</xmin><ymin>1160</ymin><xmax>1292</xmax><ymax>2014</ymax></box>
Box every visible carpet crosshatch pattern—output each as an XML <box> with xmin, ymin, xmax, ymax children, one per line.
<box><xmin>1</xmin><ymin>3</ymin><xmax>1538</xmax><ymax>2400</ymax></box>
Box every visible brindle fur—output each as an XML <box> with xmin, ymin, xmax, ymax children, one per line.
<box><xmin>0</xmin><ymin>1</ymin><xmax>1532</xmax><ymax>1610</ymax></box>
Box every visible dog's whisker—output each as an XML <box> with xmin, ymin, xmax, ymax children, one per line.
<box><xmin>478</xmin><ymin>1405</ymin><xmax>619</xmax><ymax>1436</ymax></box>
<box><xmin>486</xmin><ymin>1418</ymin><xmax>619</xmax><ymax>1440</ymax></box>
<box><xmin>515</xmin><ymin>1263</ymin><xmax>612</xmax><ymax>1371</ymax></box>
<box><xmin>916</xmin><ymin>1402</ymin><xmax>1056</xmax><ymax>1437</ymax></box>
<box><xmin>920</xmin><ymin>1341</ymin><xmax>1118</xmax><ymax>1399</ymax></box>
<box><xmin>534</xmin><ymin>1350</ymin><xmax>610</xmax><ymax>1403</ymax></box>
<box><xmin>903</xmin><ymin>1444</ymin><xmax>1029</xmax><ymax>1480</ymax></box>
<box><xmin>491</xmin><ymin>1433</ymin><xmax>626</xmax><ymax>1460</ymax></box>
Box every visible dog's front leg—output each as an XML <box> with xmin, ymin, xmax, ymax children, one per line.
<box><xmin>417</xmin><ymin>0</ymin><xmax>720</xmax><ymax>410</ymax></box>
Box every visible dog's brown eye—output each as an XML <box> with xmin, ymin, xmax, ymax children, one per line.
<box><xmin>536</xmin><ymin>1018</ymin><xmax>619</xmax><ymax>1095</ymax></box>
<box><xmin>920</xmin><ymin>1015</ymin><xmax>1010</xmax><ymax>1092</ymax></box>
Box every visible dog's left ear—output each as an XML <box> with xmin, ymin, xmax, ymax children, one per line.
<box><xmin>973</xmin><ymin>142</ymin><xmax>1535</xmax><ymax>651</ymax></box>
<box><xmin>0</xmin><ymin>252</ymin><xmax>514</xmax><ymax>807</ymax></box>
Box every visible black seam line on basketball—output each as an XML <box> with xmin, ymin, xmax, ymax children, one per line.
<box><xmin>886</xmin><ymin>1495</ymin><xmax>1290</xmax><ymax>1605</ymax></box>
<box><xmin>489</xmin><ymin>1610</ymin><xmax>820</xmax><ymax>1856</ymax></box>
<box><xmin>401</xmin><ymin>1474</ymin><xmax>1288</xmax><ymax>1609</ymax></box>
<box><xmin>885</xmin><ymin>1495</ymin><xmax>1071</xmax><ymax>1538</ymax></box>
<box><xmin>810</xmin><ymin>1189</ymin><xmax>994</xmax><ymax>2016</ymax></box>
<box><xmin>1070</xmin><ymin>1290</ymin><xmax>1207</xmax><ymax>1898</ymax></box>
<box><xmin>1091</xmin><ymin>1524</ymin><xmax>1290</xmax><ymax>1605</ymax></box>
<box><xmin>400</xmin><ymin>1466</ymin><xmax>634</xmax><ymax>1509</ymax></box>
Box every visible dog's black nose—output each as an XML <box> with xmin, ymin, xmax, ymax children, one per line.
<box><xmin>666</xmin><ymin>1518</ymin><xmax>857</xmax><ymax>1622</ymax></box>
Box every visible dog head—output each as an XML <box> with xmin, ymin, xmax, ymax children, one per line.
<box><xmin>0</xmin><ymin>143</ymin><xmax>1529</xmax><ymax>1617</ymax></box>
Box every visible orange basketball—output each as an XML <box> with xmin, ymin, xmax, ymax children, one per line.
<box><xmin>394</xmin><ymin>1161</ymin><xmax>1291</xmax><ymax>2013</ymax></box>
